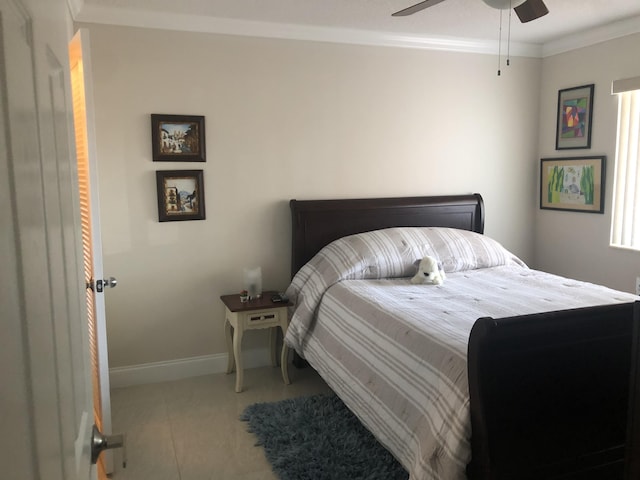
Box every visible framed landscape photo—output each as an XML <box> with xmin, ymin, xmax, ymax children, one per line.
<box><xmin>540</xmin><ymin>156</ymin><xmax>605</xmax><ymax>213</ymax></box>
<box><xmin>555</xmin><ymin>84</ymin><xmax>594</xmax><ymax>150</ymax></box>
<box><xmin>156</xmin><ymin>170</ymin><xmax>206</xmax><ymax>222</ymax></box>
<box><xmin>151</xmin><ymin>114</ymin><xmax>205</xmax><ymax>162</ymax></box>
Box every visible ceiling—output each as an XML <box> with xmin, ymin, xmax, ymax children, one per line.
<box><xmin>75</xmin><ymin>0</ymin><xmax>640</xmax><ymax>56</ymax></box>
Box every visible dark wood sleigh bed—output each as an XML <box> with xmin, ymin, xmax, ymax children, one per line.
<box><xmin>288</xmin><ymin>193</ymin><xmax>640</xmax><ymax>480</ymax></box>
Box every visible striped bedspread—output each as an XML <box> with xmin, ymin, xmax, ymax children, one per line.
<box><xmin>284</xmin><ymin>227</ymin><xmax>638</xmax><ymax>480</ymax></box>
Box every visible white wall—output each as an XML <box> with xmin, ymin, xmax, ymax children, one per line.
<box><xmin>84</xmin><ymin>24</ymin><xmax>541</xmax><ymax>370</ymax></box>
<box><xmin>535</xmin><ymin>33</ymin><xmax>640</xmax><ymax>293</ymax></box>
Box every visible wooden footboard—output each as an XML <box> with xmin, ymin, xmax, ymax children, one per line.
<box><xmin>467</xmin><ymin>301</ymin><xmax>640</xmax><ymax>480</ymax></box>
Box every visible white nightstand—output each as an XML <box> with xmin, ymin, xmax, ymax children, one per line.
<box><xmin>220</xmin><ymin>291</ymin><xmax>291</xmax><ymax>393</ymax></box>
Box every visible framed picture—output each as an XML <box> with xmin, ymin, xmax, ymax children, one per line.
<box><xmin>156</xmin><ymin>170</ymin><xmax>206</xmax><ymax>221</ymax></box>
<box><xmin>540</xmin><ymin>156</ymin><xmax>605</xmax><ymax>213</ymax></box>
<box><xmin>151</xmin><ymin>114</ymin><xmax>205</xmax><ymax>162</ymax></box>
<box><xmin>555</xmin><ymin>84</ymin><xmax>594</xmax><ymax>150</ymax></box>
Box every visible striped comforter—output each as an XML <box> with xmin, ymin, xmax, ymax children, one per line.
<box><xmin>284</xmin><ymin>227</ymin><xmax>637</xmax><ymax>480</ymax></box>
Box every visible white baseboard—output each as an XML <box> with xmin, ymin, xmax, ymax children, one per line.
<box><xmin>109</xmin><ymin>348</ymin><xmax>271</xmax><ymax>388</ymax></box>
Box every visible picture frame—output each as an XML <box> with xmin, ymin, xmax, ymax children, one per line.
<box><xmin>156</xmin><ymin>170</ymin><xmax>206</xmax><ymax>222</ymax></box>
<box><xmin>540</xmin><ymin>156</ymin><xmax>605</xmax><ymax>213</ymax></box>
<box><xmin>555</xmin><ymin>84</ymin><xmax>594</xmax><ymax>150</ymax></box>
<box><xmin>151</xmin><ymin>114</ymin><xmax>205</xmax><ymax>162</ymax></box>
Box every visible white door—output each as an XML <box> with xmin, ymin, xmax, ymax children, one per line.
<box><xmin>69</xmin><ymin>27</ymin><xmax>114</xmax><ymax>476</ymax></box>
<box><xmin>0</xmin><ymin>0</ymin><xmax>95</xmax><ymax>478</ymax></box>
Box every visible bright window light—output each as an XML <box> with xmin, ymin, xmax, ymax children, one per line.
<box><xmin>610</xmin><ymin>78</ymin><xmax>640</xmax><ymax>251</ymax></box>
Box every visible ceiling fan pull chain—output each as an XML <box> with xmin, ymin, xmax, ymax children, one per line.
<box><xmin>507</xmin><ymin>0</ymin><xmax>512</xmax><ymax>66</ymax></box>
<box><xmin>497</xmin><ymin>9</ymin><xmax>503</xmax><ymax>76</ymax></box>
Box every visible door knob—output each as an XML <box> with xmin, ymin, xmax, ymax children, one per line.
<box><xmin>95</xmin><ymin>276</ymin><xmax>117</xmax><ymax>293</ymax></box>
<box><xmin>91</xmin><ymin>424</ymin><xmax>127</xmax><ymax>467</ymax></box>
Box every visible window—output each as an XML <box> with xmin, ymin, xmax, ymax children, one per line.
<box><xmin>610</xmin><ymin>77</ymin><xmax>640</xmax><ymax>251</ymax></box>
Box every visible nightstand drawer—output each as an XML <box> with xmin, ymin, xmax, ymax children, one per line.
<box><xmin>245</xmin><ymin>310</ymin><xmax>280</xmax><ymax>325</ymax></box>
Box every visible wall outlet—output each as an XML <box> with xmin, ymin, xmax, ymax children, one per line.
<box><xmin>636</xmin><ymin>276</ymin><xmax>640</xmax><ymax>296</ymax></box>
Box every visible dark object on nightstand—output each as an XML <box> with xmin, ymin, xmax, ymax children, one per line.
<box><xmin>271</xmin><ymin>293</ymin><xmax>288</xmax><ymax>303</ymax></box>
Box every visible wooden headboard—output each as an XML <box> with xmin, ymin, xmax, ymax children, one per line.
<box><xmin>289</xmin><ymin>193</ymin><xmax>485</xmax><ymax>277</ymax></box>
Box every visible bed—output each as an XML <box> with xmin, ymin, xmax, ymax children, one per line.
<box><xmin>283</xmin><ymin>193</ymin><xmax>640</xmax><ymax>480</ymax></box>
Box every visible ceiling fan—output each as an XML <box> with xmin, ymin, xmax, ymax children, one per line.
<box><xmin>392</xmin><ymin>0</ymin><xmax>549</xmax><ymax>23</ymax></box>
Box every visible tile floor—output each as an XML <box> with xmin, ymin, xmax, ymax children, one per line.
<box><xmin>109</xmin><ymin>365</ymin><xmax>331</xmax><ymax>480</ymax></box>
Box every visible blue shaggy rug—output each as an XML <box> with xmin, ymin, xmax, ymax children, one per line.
<box><xmin>240</xmin><ymin>393</ymin><xmax>408</xmax><ymax>480</ymax></box>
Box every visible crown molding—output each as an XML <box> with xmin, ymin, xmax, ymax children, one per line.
<box><xmin>543</xmin><ymin>15</ymin><xmax>640</xmax><ymax>57</ymax></box>
<box><xmin>66</xmin><ymin>0</ymin><xmax>84</xmax><ymax>18</ymax></box>
<box><xmin>73</xmin><ymin>4</ymin><xmax>541</xmax><ymax>57</ymax></box>
<box><xmin>74</xmin><ymin>4</ymin><xmax>640</xmax><ymax>59</ymax></box>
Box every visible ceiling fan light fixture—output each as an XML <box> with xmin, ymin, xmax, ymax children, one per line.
<box><xmin>481</xmin><ymin>0</ymin><xmax>526</xmax><ymax>10</ymax></box>
<box><xmin>392</xmin><ymin>0</ymin><xmax>549</xmax><ymax>26</ymax></box>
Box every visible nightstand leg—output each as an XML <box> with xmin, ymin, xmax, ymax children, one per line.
<box><xmin>280</xmin><ymin>325</ymin><xmax>290</xmax><ymax>385</ymax></box>
<box><xmin>224</xmin><ymin>320</ymin><xmax>234</xmax><ymax>374</ymax></box>
<box><xmin>233</xmin><ymin>325</ymin><xmax>244</xmax><ymax>393</ymax></box>
<box><xmin>269</xmin><ymin>327</ymin><xmax>278</xmax><ymax>367</ymax></box>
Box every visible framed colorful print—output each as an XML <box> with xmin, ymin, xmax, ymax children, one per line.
<box><xmin>156</xmin><ymin>170</ymin><xmax>206</xmax><ymax>222</ymax></box>
<box><xmin>555</xmin><ymin>84</ymin><xmax>594</xmax><ymax>150</ymax></box>
<box><xmin>151</xmin><ymin>114</ymin><xmax>205</xmax><ymax>162</ymax></box>
<box><xmin>540</xmin><ymin>156</ymin><xmax>605</xmax><ymax>213</ymax></box>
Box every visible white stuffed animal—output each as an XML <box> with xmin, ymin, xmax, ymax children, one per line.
<box><xmin>410</xmin><ymin>255</ymin><xmax>445</xmax><ymax>285</ymax></box>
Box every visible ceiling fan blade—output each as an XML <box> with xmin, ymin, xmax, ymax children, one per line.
<box><xmin>514</xmin><ymin>0</ymin><xmax>549</xmax><ymax>23</ymax></box>
<box><xmin>392</xmin><ymin>0</ymin><xmax>447</xmax><ymax>17</ymax></box>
